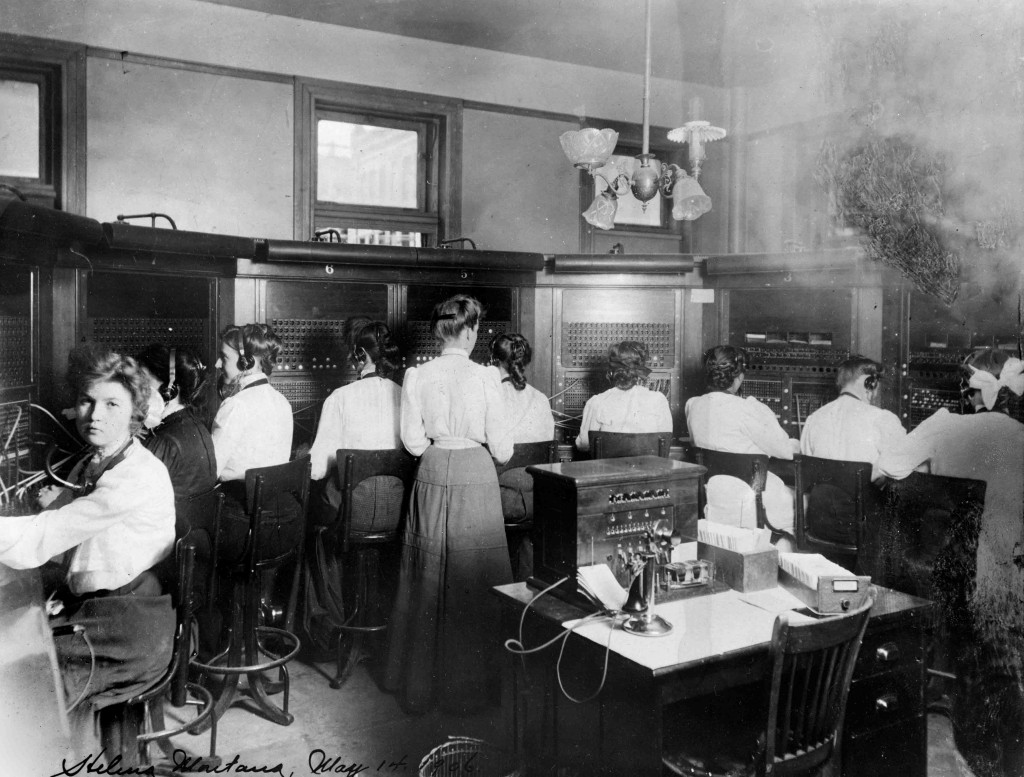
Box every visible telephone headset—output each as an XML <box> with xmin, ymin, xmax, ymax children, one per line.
<box><xmin>160</xmin><ymin>347</ymin><xmax>179</xmax><ymax>401</ymax></box>
<box><xmin>864</xmin><ymin>370</ymin><xmax>879</xmax><ymax>392</ymax></box>
<box><xmin>236</xmin><ymin>327</ymin><xmax>257</xmax><ymax>372</ymax></box>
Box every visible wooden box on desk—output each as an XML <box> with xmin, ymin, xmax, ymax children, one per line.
<box><xmin>778</xmin><ymin>568</ymin><xmax>871</xmax><ymax>613</ymax></box>
<box><xmin>697</xmin><ymin>542</ymin><xmax>778</xmax><ymax>592</ymax></box>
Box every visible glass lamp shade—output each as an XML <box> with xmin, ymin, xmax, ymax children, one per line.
<box><xmin>560</xmin><ymin>128</ymin><xmax>619</xmax><ymax>170</ymax></box>
<box><xmin>671</xmin><ymin>174</ymin><xmax>712</xmax><ymax>221</ymax></box>
<box><xmin>582</xmin><ymin>191</ymin><xmax>618</xmax><ymax>230</ymax></box>
<box><xmin>629</xmin><ymin>154</ymin><xmax>661</xmax><ymax>203</ymax></box>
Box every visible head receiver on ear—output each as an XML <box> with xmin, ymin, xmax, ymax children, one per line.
<box><xmin>864</xmin><ymin>372</ymin><xmax>879</xmax><ymax>391</ymax></box>
<box><xmin>161</xmin><ymin>347</ymin><xmax>180</xmax><ymax>401</ymax></box>
<box><xmin>237</xmin><ymin>333</ymin><xmax>256</xmax><ymax>372</ymax></box>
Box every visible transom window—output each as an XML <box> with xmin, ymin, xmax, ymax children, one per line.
<box><xmin>297</xmin><ymin>81</ymin><xmax>460</xmax><ymax>247</ymax></box>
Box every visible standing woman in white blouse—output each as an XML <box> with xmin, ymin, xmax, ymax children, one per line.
<box><xmin>309</xmin><ymin>320</ymin><xmax>403</xmax><ymax>528</ymax></box>
<box><xmin>383</xmin><ymin>294</ymin><xmax>514</xmax><ymax>715</ymax></box>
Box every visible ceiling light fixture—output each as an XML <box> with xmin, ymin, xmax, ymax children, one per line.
<box><xmin>559</xmin><ymin>0</ymin><xmax>726</xmax><ymax>229</ymax></box>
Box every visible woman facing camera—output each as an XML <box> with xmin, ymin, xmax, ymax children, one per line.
<box><xmin>685</xmin><ymin>345</ymin><xmax>797</xmax><ymax>540</ymax></box>
<box><xmin>383</xmin><ymin>294</ymin><xmax>513</xmax><ymax>715</ymax></box>
<box><xmin>211</xmin><ymin>323</ymin><xmax>294</xmax><ymax>564</ymax></box>
<box><xmin>309</xmin><ymin>319</ymin><xmax>403</xmax><ymax>527</ymax></box>
<box><xmin>0</xmin><ymin>346</ymin><xmax>175</xmax><ymax>720</ymax></box>
<box><xmin>877</xmin><ymin>348</ymin><xmax>1024</xmax><ymax>776</ymax></box>
<box><xmin>575</xmin><ymin>340</ymin><xmax>672</xmax><ymax>453</ymax></box>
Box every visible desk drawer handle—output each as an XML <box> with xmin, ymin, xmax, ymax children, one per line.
<box><xmin>875</xmin><ymin>693</ymin><xmax>899</xmax><ymax>713</ymax></box>
<box><xmin>875</xmin><ymin>643</ymin><xmax>900</xmax><ymax>663</ymax></box>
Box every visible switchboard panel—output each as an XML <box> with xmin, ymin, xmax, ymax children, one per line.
<box><xmin>0</xmin><ymin>266</ymin><xmax>34</xmax><ymax>388</ymax></box>
<box><xmin>403</xmin><ymin>284</ymin><xmax>517</xmax><ymax>366</ymax></box>
<box><xmin>85</xmin><ymin>272</ymin><xmax>212</xmax><ymax>360</ymax></box>
<box><xmin>264</xmin><ymin>279</ymin><xmax>390</xmax><ymax>444</ymax></box>
<box><xmin>0</xmin><ymin>393</ymin><xmax>33</xmax><ymax>513</ymax></box>
<box><xmin>552</xmin><ymin>288</ymin><xmax>681</xmax><ymax>447</ymax></box>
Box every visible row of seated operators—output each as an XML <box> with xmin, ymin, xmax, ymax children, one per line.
<box><xmin>2</xmin><ymin>294</ymin><xmax>1022</xmax><ymax>743</ymax></box>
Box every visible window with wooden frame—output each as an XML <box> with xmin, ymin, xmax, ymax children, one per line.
<box><xmin>577</xmin><ymin>121</ymin><xmax>689</xmax><ymax>252</ymax></box>
<box><xmin>295</xmin><ymin>81</ymin><xmax>460</xmax><ymax>247</ymax></box>
<box><xmin>0</xmin><ymin>35</ymin><xmax>86</xmax><ymax>211</ymax></box>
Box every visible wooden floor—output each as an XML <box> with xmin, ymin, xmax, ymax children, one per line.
<box><xmin>159</xmin><ymin>657</ymin><xmax>976</xmax><ymax>777</ymax></box>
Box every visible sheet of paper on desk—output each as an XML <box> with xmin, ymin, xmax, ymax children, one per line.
<box><xmin>697</xmin><ymin>521</ymin><xmax>771</xmax><ymax>551</ymax></box>
<box><xmin>738</xmin><ymin>586</ymin><xmax>808</xmax><ymax>615</ymax></box>
<box><xmin>577</xmin><ymin>563</ymin><xmax>627</xmax><ymax>611</ymax></box>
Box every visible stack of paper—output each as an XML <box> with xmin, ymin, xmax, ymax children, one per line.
<box><xmin>778</xmin><ymin>552</ymin><xmax>853</xmax><ymax>589</ymax></box>
<box><xmin>697</xmin><ymin>521</ymin><xmax>772</xmax><ymax>552</ymax></box>
<box><xmin>577</xmin><ymin>563</ymin><xmax>627</xmax><ymax>611</ymax></box>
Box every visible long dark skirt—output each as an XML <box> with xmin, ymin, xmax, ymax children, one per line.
<box><xmin>51</xmin><ymin>572</ymin><xmax>174</xmax><ymax>711</ymax></box>
<box><xmin>382</xmin><ymin>445</ymin><xmax>512</xmax><ymax>714</ymax></box>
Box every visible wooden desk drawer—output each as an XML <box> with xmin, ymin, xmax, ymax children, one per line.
<box><xmin>845</xmin><ymin>668</ymin><xmax>924</xmax><ymax>731</ymax></box>
<box><xmin>854</xmin><ymin>625</ymin><xmax>923</xmax><ymax>680</ymax></box>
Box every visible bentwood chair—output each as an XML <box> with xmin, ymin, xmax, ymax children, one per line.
<box><xmin>590</xmin><ymin>431</ymin><xmax>672</xmax><ymax>460</ymax></box>
<box><xmin>492</xmin><ymin>440</ymin><xmax>558</xmax><ymax>581</ymax></box>
<box><xmin>304</xmin><ymin>448</ymin><xmax>416</xmax><ymax>688</ymax></box>
<box><xmin>693</xmin><ymin>447</ymin><xmax>795</xmax><ymax>544</ymax></box>
<box><xmin>793</xmin><ymin>454</ymin><xmax>883</xmax><ymax>572</ymax></box>
<box><xmin>663</xmin><ymin>592</ymin><xmax>874</xmax><ymax>777</ymax></box>
<box><xmin>192</xmin><ymin>456</ymin><xmax>311</xmax><ymax>726</ymax></box>
<box><xmin>98</xmin><ymin>536</ymin><xmax>217</xmax><ymax>772</ymax></box>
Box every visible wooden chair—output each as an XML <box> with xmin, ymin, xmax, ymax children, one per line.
<box><xmin>859</xmin><ymin>471</ymin><xmax>986</xmax><ymax>709</ymax></box>
<box><xmin>663</xmin><ymin>593</ymin><xmax>874</xmax><ymax>777</ymax></box>
<box><xmin>590</xmin><ymin>430</ymin><xmax>672</xmax><ymax>459</ymax></box>
<box><xmin>793</xmin><ymin>454</ymin><xmax>883</xmax><ymax>571</ymax></box>
<box><xmin>693</xmin><ymin>447</ymin><xmax>795</xmax><ymax>543</ymax></box>
<box><xmin>306</xmin><ymin>448</ymin><xmax>417</xmax><ymax>689</ymax></box>
<box><xmin>192</xmin><ymin>456</ymin><xmax>311</xmax><ymax>726</ymax></box>
<box><xmin>492</xmin><ymin>440</ymin><xmax>558</xmax><ymax>581</ymax></box>
<box><xmin>99</xmin><ymin>536</ymin><xmax>217</xmax><ymax>771</ymax></box>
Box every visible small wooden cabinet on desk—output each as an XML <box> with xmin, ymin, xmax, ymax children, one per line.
<box><xmin>494</xmin><ymin>583</ymin><xmax>932</xmax><ymax>777</ymax></box>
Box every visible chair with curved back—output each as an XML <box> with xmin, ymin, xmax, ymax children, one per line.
<box><xmin>493</xmin><ymin>440</ymin><xmax>559</xmax><ymax>581</ymax></box>
<box><xmin>192</xmin><ymin>455</ymin><xmax>311</xmax><ymax>727</ymax></box>
<box><xmin>693</xmin><ymin>447</ymin><xmax>795</xmax><ymax>544</ymax></box>
<box><xmin>98</xmin><ymin>534</ymin><xmax>217</xmax><ymax>772</ymax></box>
<box><xmin>793</xmin><ymin>454</ymin><xmax>883</xmax><ymax>572</ymax></box>
<box><xmin>591</xmin><ymin>431</ymin><xmax>672</xmax><ymax>459</ymax></box>
<box><xmin>663</xmin><ymin>592</ymin><xmax>874</xmax><ymax>777</ymax></box>
<box><xmin>304</xmin><ymin>448</ymin><xmax>417</xmax><ymax>689</ymax></box>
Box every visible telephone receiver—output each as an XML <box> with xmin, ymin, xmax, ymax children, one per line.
<box><xmin>621</xmin><ymin>554</ymin><xmax>673</xmax><ymax>637</ymax></box>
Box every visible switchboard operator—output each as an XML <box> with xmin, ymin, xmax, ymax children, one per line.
<box><xmin>685</xmin><ymin>345</ymin><xmax>797</xmax><ymax>546</ymax></box>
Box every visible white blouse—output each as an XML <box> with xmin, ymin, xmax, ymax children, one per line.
<box><xmin>685</xmin><ymin>392</ymin><xmax>795</xmax><ymax>459</ymax></box>
<box><xmin>800</xmin><ymin>394</ymin><xmax>906</xmax><ymax>478</ymax></box>
<box><xmin>309</xmin><ymin>371</ymin><xmax>403</xmax><ymax>480</ymax></box>
<box><xmin>500</xmin><ymin>381</ymin><xmax>554</xmax><ymax>444</ymax></box>
<box><xmin>211</xmin><ymin>372</ymin><xmax>294</xmax><ymax>482</ymax></box>
<box><xmin>0</xmin><ymin>440</ymin><xmax>175</xmax><ymax>594</ymax></box>
<box><xmin>400</xmin><ymin>347</ymin><xmax>513</xmax><ymax>463</ymax></box>
<box><xmin>575</xmin><ymin>385</ymin><xmax>673</xmax><ymax>452</ymax></box>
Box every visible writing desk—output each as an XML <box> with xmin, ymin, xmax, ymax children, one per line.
<box><xmin>494</xmin><ymin>582</ymin><xmax>932</xmax><ymax>776</ymax></box>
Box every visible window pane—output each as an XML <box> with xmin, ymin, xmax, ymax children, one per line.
<box><xmin>315</xmin><ymin>226</ymin><xmax>424</xmax><ymax>247</ymax></box>
<box><xmin>317</xmin><ymin>120</ymin><xmax>419</xmax><ymax>208</ymax></box>
<box><xmin>597</xmin><ymin>154</ymin><xmax>664</xmax><ymax>228</ymax></box>
<box><xmin>0</xmin><ymin>80</ymin><xmax>40</xmax><ymax>178</ymax></box>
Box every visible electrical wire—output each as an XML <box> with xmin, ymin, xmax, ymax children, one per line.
<box><xmin>30</xmin><ymin>404</ymin><xmax>82</xmax><ymax>446</ymax></box>
<box><xmin>60</xmin><ymin>625</ymin><xmax>96</xmax><ymax>713</ymax></box>
<box><xmin>503</xmin><ymin>576</ymin><xmax>623</xmax><ymax>704</ymax></box>
<box><xmin>2</xmin><ymin>404</ymin><xmax>22</xmax><ymax>451</ymax></box>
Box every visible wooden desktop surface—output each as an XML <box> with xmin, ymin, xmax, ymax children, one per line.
<box><xmin>494</xmin><ymin>582</ymin><xmax>932</xmax><ymax>776</ymax></box>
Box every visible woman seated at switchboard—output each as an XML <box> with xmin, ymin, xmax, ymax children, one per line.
<box><xmin>574</xmin><ymin>340</ymin><xmax>673</xmax><ymax>453</ymax></box>
<box><xmin>383</xmin><ymin>293</ymin><xmax>513</xmax><ymax>715</ymax></box>
<box><xmin>685</xmin><ymin>345</ymin><xmax>797</xmax><ymax>542</ymax></box>
<box><xmin>309</xmin><ymin>319</ymin><xmax>403</xmax><ymax>527</ymax></box>
<box><xmin>877</xmin><ymin>347</ymin><xmax>1024</xmax><ymax>777</ymax></box>
<box><xmin>490</xmin><ymin>332</ymin><xmax>555</xmax><ymax>579</ymax></box>
<box><xmin>211</xmin><ymin>323</ymin><xmax>294</xmax><ymax>564</ymax></box>
<box><xmin>0</xmin><ymin>345</ymin><xmax>175</xmax><ymax>735</ymax></box>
